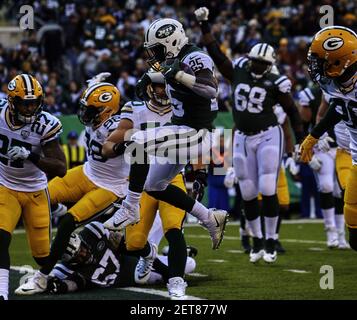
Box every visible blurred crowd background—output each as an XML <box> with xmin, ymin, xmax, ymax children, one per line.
<box><xmin>0</xmin><ymin>0</ymin><xmax>356</xmax><ymax>219</ymax></box>
<box><xmin>0</xmin><ymin>0</ymin><xmax>355</xmax><ymax>115</ymax></box>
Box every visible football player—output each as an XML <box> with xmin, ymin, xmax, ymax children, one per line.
<box><xmin>299</xmin><ymin>89</ymin><xmax>345</xmax><ymax>248</ymax></box>
<box><xmin>0</xmin><ymin>74</ymin><xmax>66</xmax><ymax>300</ymax></box>
<box><xmin>195</xmin><ymin>7</ymin><xmax>303</xmax><ymax>263</ymax></box>
<box><xmin>15</xmin><ymin>74</ymin><xmax>129</xmax><ymax>295</ymax></box>
<box><xmin>299</xmin><ymin>26</ymin><xmax>357</xmax><ymax>251</ymax></box>
<box><xmin>103</xmin><ymin>18</ymin><xmax>228</xmax><ymax>250</ymax></box>
<box><xmin>46</xmin><ymin>218</ymin><xmax>197</xmax><ymax>294</ymax></box>
<box><xmin>103</xmin><ymin>70</ymin><xmax>189</xmax><ymax>299</ymax></box>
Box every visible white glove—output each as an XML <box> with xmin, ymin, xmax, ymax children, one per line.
<box><xmin>292</xmin><ymin>144</ymin><xmax>300</xmax><ymax>162</ymax></box>
<box><xmin>86</xmin><ymin>72</ymin><xmax>111</xmax><ymax>86</ymax></box>
<box><xmin>194</xmin><ymin>7</ymin><xmax>209</xmax><ymax>22</ymax></box>
<box><xmin>309</xmin><ymin>155</ymin><xmax>322</xmax><ymax>171</ymax></box>
<box><xmin>7</xmin><ymin>146</ymin><xmax>30</xmax><ymax>160</ymax></box>
<box><xmin>224</xmin><ymin>167</ymin><xmax>237</xmax><ymax>188</ymax></box>
<box><xmin>284</xmin><ymin>157</ymin><xmax>299</xmax><ymax>175</ymax></box>
<box><xmin>317</xmin><ymin>135</ymin><xmax>334</xmax><ymax>152</ymax></box>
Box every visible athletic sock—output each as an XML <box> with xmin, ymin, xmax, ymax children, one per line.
<box><xmin>190</xmin><ymin>201</ymin><xmax>209</xmax><ymax>222</ymax></box>
<box><xmin>125</xmin><ymin>190</ymin><xmax>142</xmax><ymax>208</ymax></box>
<box><xmin>165</xmin><ymin>229</ymin><xmax>187</xmax><ymax>279</ymax></box>
<box><xmin>265</xmin><ymin>216</ymin><xmax>279</xmax><ymax>240</ymax></box>
<box><xmin>335</xmin><ymin>214</ymin><xmax>345</xmax><ymax>233</ymax></box>
<box><xmin>247</xmin><ymin>217</ymin><xmax>263</xmax><ymax>239</ymax></box>
<box><xmin>321</xmin><ymin>208</ymin><xmax>336</xmax><ymax>229</ymax></box>
<box><xmin>0</xmin><ymin>269</ymin><xmax>9</xmax><ymax>299</ymax></box>
<box><xmin>40</xmin><ymin>214</ymin><xmax>76</xmax><ymax>275</ymax></box>
<box><xmin>147</xmin><ymin>184</ymin><xmax>195</xmax><ymax>212</ymax></box>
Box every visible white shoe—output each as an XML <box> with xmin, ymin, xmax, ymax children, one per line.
<box><xmin>263</xmin><ymin>239</ymin><xmax>277</xmax><ymax>263</ymax></box>
<box><xmin>337</xmin><ymin>231</ymin><xmax>350</xmax><ymax>249</ymax></box>
<box><xmin>134</xmin><ymin>243</ymin><xmax>157</xmax><ymax>284</ymax></box>
<box><xmin>249</xmin><ymin>237</ymin><xmax>264</xmax><ymax>263</ymax></box>
<box><xmin>0</xmin><ymin>294</ymin><xmax>8</xmax><ymax>300</ymax></box>
<box><xmin>103</xmin><ymin>200</ymin><xmax>140</xmax><ymax>231</ymax></box>
<box><xmin>326</xmin><ymin>227</ymin><xmax>339</xmax><ymax>248</ymax></box>
<box><xmin>167</xmin><ymin>277</ymin><xmax>187</xmax><ymax>300</ymax></box>
<box><xmin>201</xmin><ymin>209</ymin><xmax>229</xmax><ymax>250</ymax></box>
<box><xmin>15</xmin><ymin>271</ymin><xmax>48</xmax><ymax>295</ymax></box>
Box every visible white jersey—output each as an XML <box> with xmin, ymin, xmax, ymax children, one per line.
<box><xmin>318</xmin><ymin>76</ymin><xmax>357</xmax><ymax>162</ymax></box>
<box><xmin>121</xmin><ymin>100</ymin><xmax>172</xmax><ymax>129</ymax></box>
<box><xmin>83</xmin><ymin>115</ymin><xmax>129</xmax><ymax>198</ymax></box>
<box><xmin>0</xmin><ymin>99</ymin><xmax>62</xmax><ymax>192</ymax></box>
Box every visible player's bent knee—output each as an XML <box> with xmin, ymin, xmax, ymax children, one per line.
<box><xmin>259</xmin><ymin>147</ymin><xmax>279</xmax><ymax>173</ymax></box>
<box><xmin>318</xmin><ymin>178</ymin><xmax>334</xmax><ymax>193</ymax></box>
<box><xmin>259</xmin><ymin>173</ymin><xmax>277</xmax><ymax>196</ymax></box>
<box><xmin>126</xmin><ymin>233</ymin><xmax>147</xmax><ymax>251</ymax></box>
<box><xmin>348</xmin><ymin>228</ymin><xmax>357</xmax><ymax>251</ymax></box>
<box><xmin>239</xmin><ymin>180</ymin><xmax>258</xmax><ymax>201</ymax></box>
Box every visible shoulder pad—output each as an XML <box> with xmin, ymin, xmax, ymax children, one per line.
<box><xmin>38</xmin><ymin>112</ymin><xmax>63</xmax><ymax>144</ymax></box>
<box><xmin>233</xmin><ymin>57</ymin><xmax>249</xmax><ymax>69</ymax></box>
<box><xmin>0</xmin><ymin>99</ymin><xmax>8</xmax><ymax>109</ymax></box>
<box><xmin>274</xmin><ymin>75</ymin><xmax>292</xmax><ymax>93</ymax></box>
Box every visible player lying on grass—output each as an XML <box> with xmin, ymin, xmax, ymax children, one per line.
<box><xmin>46</xmin><ymin>218</ymin><xmax>197</xmax><ymax>294</ymax></box>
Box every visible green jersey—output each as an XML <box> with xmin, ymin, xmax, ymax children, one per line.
<box><xmin>231</xmin><ymin>57</ymin><xmax>292</xmax><ymax>133</ymax></box>
<box><xmin>166</xmin><ymin>44</ymin><xmax>218</xmax><ymax>130</ymax></box>
<box><xmin>298</xmin><ymin>85</ymin><xmax>322</xmax><ymax>129</ymax></box>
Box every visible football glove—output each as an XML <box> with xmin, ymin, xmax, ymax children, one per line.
<box><xmin>86</xmin><ymin>72</ymin><xmax>111</xmax><ymax>87</ymax></box>
<box><xmin>161</xmin><ymin>59</ymin><xmax>181</xmax><ymax>81</ymax></box>
<box><xmin>135</xmin><ymin>73</ymin><xmax>151</xmax><ymax>100</ymax></box>
<box><xmin>309</xmin><ymin>154</ymin><xmax>322</xmax><ymax>171</ymax></box>
<box><xmin>317</xmin><ymin>135</ymin><xmax>334</xmax><ymax>152</ymax></box>
<box><xmin>299</xmin><ymin>134</ymin><xmax>318</xmax><ymax>163</ymax></box>
<box><xmin>47</xmin><ymin>277</ymin><xmax>68</xmax><ymax>294</ymax></box>
<box><xmin>284</xmin><ymin>157</ymin><xmax>299</xmax><ymax>175</ymax></box>
<box><xmin>194</xmin><ymin>7</ymin><xmax>209</xmax><ymax>21</ymax></box>
<box><xmin>192</xmin><ymin>169</ymin><xmax>208</xmax><ymax>202</ymax></box>
<box><xmin>224</xmin><ymin>167</ymin><xmax>237</xmax><ymax>188</ymax></box>
<box><xmin>7</xmin><ymin>146</ymin><xmax>30</xmax><ymax>160</ymax></box>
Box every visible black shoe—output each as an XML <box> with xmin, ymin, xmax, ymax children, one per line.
<box><xmin>275</xmin><ymin>240</ymin><xmax>286</xmax><ymax>254</ymax></box>
<box><xmin>241</xmin><ymin>235</ymin><xmax>251</xmax><ymax>254</ymax></box>
<box><xmin>252</xmin><ymin>237</ymin><xmax>264</xmax><ymax>253</ymax></box>
<box><xmin>0</xmin><ymin>295</ymin><xmax>6</xmax><ymax>300</ymax></box>
<box><xmin>186</xmin><ymin>245</ymin><xmax>198</xmax><ymax>257</ymax></box>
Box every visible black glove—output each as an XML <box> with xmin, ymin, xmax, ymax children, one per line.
<box><xmin>161</xmin><ymin>59</ymin><xmax>181</xmax><ymax>81</ymax></box>
<box><xmin>47</xmin><ymin>277</ymin><xmax>68</xmax><ymax>294</ymax></box>
<box><xmin>135</xmin><ymin>73</ymin><xmax>151</xmax><ymax>100</ymax></box>
<box><xmin>192</xmin><ymin>169</ymin><xmax>208</xmax><ymax>202</ymax></box>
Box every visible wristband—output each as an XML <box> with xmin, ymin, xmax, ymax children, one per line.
<box><xmin>28</xmin><ymin>152</ymin><xmax>41</xmax><ymax>164</ymax></box>
<box><xmin>113</xmin><ymin>141</ymin><xmax>133</xmax><ymax>156</ymax></box>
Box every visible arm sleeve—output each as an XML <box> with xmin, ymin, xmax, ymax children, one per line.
<box><xmin>310</xmin><ymin>104</ymin><xmax>343</xmax><ymax>139</ymax></box>
<box><xmin>199</xmin><ymin>21</ymin><xmax>234</xmax><ymax>81</ymax></box>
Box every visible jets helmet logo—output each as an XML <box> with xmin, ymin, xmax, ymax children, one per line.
<box><xmin>156</xmin><ymin>24</ymin><xmax>176</xmax><ymax>39</ymax></box>
<box><xmin>8</xmin><ymin>80</ymin><xmax>16</xmax><ymax>91</ymax></box>
<box><xmin>323</xmin><ymin>37</ymin><xmax>344</xmax><ymax>51</ymax></box>
<box><xmin>98</xmin><ymin>92</ymin><xmax>113</xmax><ymax>103</ymax></box>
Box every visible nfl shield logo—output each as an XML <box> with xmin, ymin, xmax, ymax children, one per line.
<box><xmin>21</xmin><ymin>130</ymin><xmax>30</xmax><ymax>139</ymax></box>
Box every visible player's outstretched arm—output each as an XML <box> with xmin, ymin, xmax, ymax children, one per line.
<box><xmin>195</xmin><ymin>7</ymin><xmax>234</xmax><ymax>81</ymax></box>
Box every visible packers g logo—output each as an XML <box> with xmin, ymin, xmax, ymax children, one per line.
<box><xmin>323</xmin><ymin>37</ymin><xmax>344</xmax><ymax>51</ymax></box>
<box><xmin>156</xmin><ymin>24</ymin><xmax>176</xmax><ymax>39</ymax></box>
<box><xmin>98</xmin><ymin>92</ymin><xmax>113</xmax><ymax>103</ymax></box>
<box><xmin>8</xmin><ymin>80</ymin><xmax>16</xmax><ymax>91</ymax></box>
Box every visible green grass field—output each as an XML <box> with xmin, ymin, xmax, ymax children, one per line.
<box><xmin>8</xmin><ymin>221</ymin><xmax>357</xmax><ymax>300</ymax></box>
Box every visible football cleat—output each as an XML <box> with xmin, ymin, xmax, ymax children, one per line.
<box><xmin>201</xmin><ymin>209</ymin><xmax>229</xmax><ymax>250</ymax></box>
<box><xmin>103</xmin><ymin>200</ymin><xmax>140</xmax><ymax>231</ymax></box>
<box><xmin>263</xmin><ymin>239</ymin><xmax>278</xmax><ymax>263</ymax></box>
<box><xmin>249</xmin><ymin>237</ymin><xmax>265</xmax><ymax>263</ymax></box>
<box><xmin>326</xmin><ymin>227</ymin><xmax>339</xmax><ymax>249</ymax></box>
<box><xmin>135</xmin><ymin>243</ymin><xmax>158</xmax><ymax>285</ymax></box>
<box><xmin>337</xmin><ymin>231</ymin><xmax>350</xmax><ymax>249</ymax></box>
<box><xmin>167</xmin><ymin>277</ymin><xmax>188</xmax><ymax>300</ymax></box>
<box><xmin>0</xmin><ymin>294</ymin><xmax>7</xmax><ymax>300</ymax></box>
<box><xmin>275</xmin><ymin>240</ymin><xmax>286</xmax><ymax>254</ymax></box>
<box><xmin>241</xmin><ymin>235</ymin><xmax>251</xmax><ymax>254</ymax></box>
<box><xmin>15</xmin><ymin>271</ymin><xmax>48</xmax><ymax>295</ymax></box>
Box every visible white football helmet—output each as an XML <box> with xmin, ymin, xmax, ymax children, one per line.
<box><xmin>248</xmin><ymin>43</ymin><xmax>276</xmax><ymax>78</ymax></box>
<box><xmin>144</xmin><ymin>18</ymin><xmax>188</xmax><ymax>69</ymax></box>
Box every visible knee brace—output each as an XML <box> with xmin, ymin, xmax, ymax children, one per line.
<box><xmin>348</xmin><ymin>228</ymin><xmax>357</xmax><ymax>251</ymax></box>
<box><xmin>262</xmin><ymin>195</ymin><xmax>279</xmax><ymax>217</ymax></box>
<box><xmin>335</xmin><ymin>194</ymin><xmax>344</xmax><ymax>215</ymax></box>
<box><xmin>320</xmin><ymin>192</ymin><xmax>334</xmax><ymax>209</ymax></box>
<box><xmin>0</xmin><ymin>230</ymin><xmax>11</xmax><ymax>269</ymax></box>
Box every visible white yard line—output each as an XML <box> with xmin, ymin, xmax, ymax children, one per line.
<box><xmin>207</xmin><ymin>259</ymin><xmax>227</xmax><ymax>263</ymax></box>
<box><xmin>284</xmin><ymin>269</ymin><xmax>311</xmax><ymax>274</ymax></box>
<box><xmin>184</xmin><ymin>219</ymin><xmax>324</xmax><ymax>227</ymax></box>
<box><xmin>121</xmin><ymin>287</ymin><xmax>205</xmax><ymax>300</ymax></box>
<box><xmin>188</xmin><ymin>273</ymin><xmax>208</xmax><ymax>278</ymax></box>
